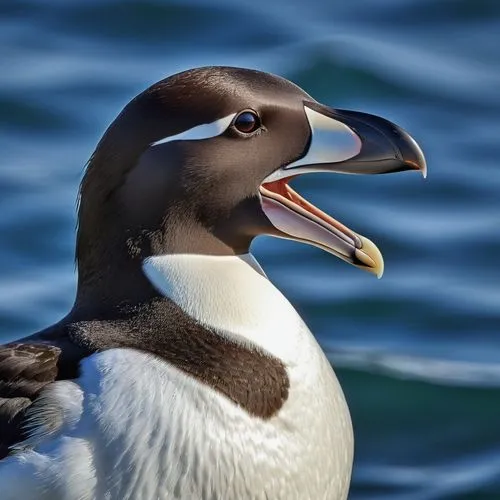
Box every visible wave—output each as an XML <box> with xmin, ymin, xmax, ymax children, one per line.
<box><xmin>328</xmin><ymin>347</ymin><xmax>500</xmax><ymax>388</ymax></box>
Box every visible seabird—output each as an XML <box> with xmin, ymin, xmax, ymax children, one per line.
<box><xmin>0</xmin><ymin>66</ymin><xmax>426</xmax><ymax>499</ymax></box>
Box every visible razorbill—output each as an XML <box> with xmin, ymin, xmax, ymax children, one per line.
<box><xmin>0</xmin><ymin>66</ymin><xmax>426</xmax><ymax>499</ymax></box>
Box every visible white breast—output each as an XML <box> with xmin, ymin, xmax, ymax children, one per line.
<box><xmin>142</xmin><ymin>253</ymin><xmax>304</xmax><ymax>362</ymax></box>
<box><xmin>0</xmin><ymin>254</ymin><xmax>353</xmax><ymax>500</ymax></box>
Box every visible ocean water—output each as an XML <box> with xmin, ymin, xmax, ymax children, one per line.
<box><xmin>0</xmin><ymin>0</ymin><xmax>499</xmax><ymax>498</ymax></box>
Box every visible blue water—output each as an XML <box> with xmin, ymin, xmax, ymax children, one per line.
<box><xmin>1</xmin><ymin>1</ymin><xmax>499</xmax><ymax>498</ymax></box>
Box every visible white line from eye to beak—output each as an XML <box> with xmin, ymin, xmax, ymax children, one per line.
<box><xmin>150</xmin><ymin>113</ymin><xmax>236</xmax><ymax>147</ymax></box>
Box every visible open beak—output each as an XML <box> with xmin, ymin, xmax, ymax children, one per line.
<box><xmin>259</xmin><ymin>102</ymin><xmax>426</xmax><ymax>278</ymax></box>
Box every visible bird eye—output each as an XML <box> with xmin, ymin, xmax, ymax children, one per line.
<box><xmin>233</xmin><ymin>111</ymin><xmax>260</xmax><ymax>134</ymax></box>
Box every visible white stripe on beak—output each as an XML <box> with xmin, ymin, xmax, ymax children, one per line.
<box><xmin>264</xmin><ymin>106</ymin><xmax>362</xmax><ymax>182</ymax></box>
<box><xmin>287</xmin><ymin>107</ymin><xmax>362</xmax><ymax>168</ymax></box>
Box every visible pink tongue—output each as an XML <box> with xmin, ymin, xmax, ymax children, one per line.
<box><xmin>261</xmin><ymin>196</ymin><xmax>355</xmax><ymax>259</ymax></box>
<box><xmin>261</xmin><ymin>181</ymin><xmax>360</xmax><ymax>247</ymax></box>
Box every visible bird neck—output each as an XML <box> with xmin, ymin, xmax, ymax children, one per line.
<box><xmin>74</xmin><ymin>220</ymin><xmax>253</xmax><ymax>310</ymax></box>
<box><xmin>142</xmin><ymin>253</ymin><xmax>304</xmax><ymax>362</ymax></box>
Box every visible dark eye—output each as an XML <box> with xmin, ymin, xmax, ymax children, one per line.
<box><xmin>233</xmin><ymin>111</ymin><xmax>260</xmax><ymax>134</ymax></box>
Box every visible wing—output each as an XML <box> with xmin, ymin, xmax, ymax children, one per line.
<box><xmin>0</xmin><ymin>328</ymin><xmax>89</xmax><ymax>459</ymax></box>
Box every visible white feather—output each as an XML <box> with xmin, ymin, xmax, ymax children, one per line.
<box><xmin>143</xmin><ymin>253</ymin><xmax>307</xmax><ymax>363</ymax></box>
<box><xmin>13</xmin><ymin>381</ymin><xmax>84</xmax><ymax>453</ymax></box>
<box><xmin>0</xmin><ymin>254</ymin><xmax>353</xmax><ymax>499</ymax></box>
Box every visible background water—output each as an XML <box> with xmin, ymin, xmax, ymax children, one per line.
<box><xmin>0</xmin><ymin>0</ymin><xmax>499</xmax><ymax>498</ymax></box>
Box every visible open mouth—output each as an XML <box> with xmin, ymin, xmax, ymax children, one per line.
<box><xmin>256</xmin><ymin>103</ymin><xmax>426</xmax><ymax>277</ymax></box>
<box><xmin>259</xmin><ymin>177</ymin><xmax>385</xmax><ymax>277</ymax></box>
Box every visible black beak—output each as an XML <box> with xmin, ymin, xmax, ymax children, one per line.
<box><xmin>283</xmin><ymin>101</ymin><xmax>427</xmax><ymax>178</ymax></box>
<box><xmin>259</xmin><ymin>100</ymin><xmax>427</xmax><ymax>278</ymax></box>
